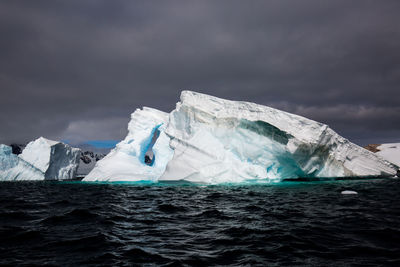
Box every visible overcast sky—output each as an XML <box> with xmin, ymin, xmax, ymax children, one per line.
<box><xmin>1</xmin><ymin>0</ymin><xmax>399</xmax><ymax>146</ymax></box>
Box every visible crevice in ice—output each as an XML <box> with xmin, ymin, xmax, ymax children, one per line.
<box><xmin>238</xmin><ymin>119</ymin><xmax>290</xmax><ymax>145</ymax></box>
<box><xmin>142</xmin><ymin>124</ymin><xmax>162</xmax><ymax>166</ymax></box>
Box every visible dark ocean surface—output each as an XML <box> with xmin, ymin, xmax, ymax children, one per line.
<box><xmin>0</xmin><ymin>179</ymin><xmax>399</xmax><ymax>266</ymax></box>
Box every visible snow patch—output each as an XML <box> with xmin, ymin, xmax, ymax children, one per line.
<box><xmin>376</xmin><ymin>143</ymin><xmax>400</xmax><ymax>167</ymax></box>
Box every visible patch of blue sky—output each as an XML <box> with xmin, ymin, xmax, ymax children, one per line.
<box><xmin>85</xmin><ymin>140</ymin><xmax>119</xmax><ymax>148</ymax></box>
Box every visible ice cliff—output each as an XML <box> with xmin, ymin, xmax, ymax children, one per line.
<box><xmin>0</xmin><ymin>137</ymin><xmax>80</xmax><ymax>181</ymax></box>
<box><xmin>84</xmin><ymin>91</ymin><xmax>398</xmax><ymax>183</ymax></box>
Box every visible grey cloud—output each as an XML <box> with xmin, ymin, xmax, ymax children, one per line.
<box><xmin>61</xmin><ymin>117</ymin><xmax>130</xmax><ymax>144</ymax></box>
<box><xmin>0</xmin><ymin>0</ymin><xmax>399</xmax><ymax>145</ymax></box>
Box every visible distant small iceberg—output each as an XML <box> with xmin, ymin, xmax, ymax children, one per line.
<box><xmin>341</xmin><ymin>190</ymin><xmax>358</xmax><ymax>195</ymax></box>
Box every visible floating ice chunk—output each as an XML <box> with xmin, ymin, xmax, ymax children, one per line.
<box><xmin>341</xmin><ymin>190</ymin><xmax>358</xmax><ymax>195</ymax></box>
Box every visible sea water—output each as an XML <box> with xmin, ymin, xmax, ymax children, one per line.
<box><xmin>0</xmin><ymin>178</ymin><xmax>399</xmax><ymax>266</ymax></box>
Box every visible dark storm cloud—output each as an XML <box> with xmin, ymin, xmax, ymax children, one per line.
<box><xmin>0</xmin><ymin>0</ymin><xmax>399</xmax><ymax>145</ymax></box>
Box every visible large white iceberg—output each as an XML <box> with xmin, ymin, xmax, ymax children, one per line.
<box><xmin>0</xmin><ymin>137</ymin><xmax>80</xmax><ymax>181</ymax></box>
<box><xmin>84</xmin><ymin>91</ymin><xmax>398</xmax><ymax>183</ymax></box>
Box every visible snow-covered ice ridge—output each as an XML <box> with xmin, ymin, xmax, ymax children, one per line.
<box><xmin>0</xmin><ymin>137</ymin><xmax>80</xmax><ymax>181</ymax></box>
<box><xmin>84</xmin><ymin>91</ymin><xmax>398</xmax><ymax>183</ymax></box>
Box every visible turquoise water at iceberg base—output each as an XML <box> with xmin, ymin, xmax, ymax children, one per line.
<box><xmin>0</xmin><ymin>178</ymin><xmax>399</xmax><ymax>266</ymax></box>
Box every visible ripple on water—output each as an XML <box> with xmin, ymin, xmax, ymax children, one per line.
<box><xmin>0</xmin><ymin>179</ymin><xmax>399</xmax><ymax>265</ymax></box>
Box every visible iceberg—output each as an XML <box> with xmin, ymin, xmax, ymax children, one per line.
<box><xmin>341</xmin><ymin>190</ymin><xmax>358</xmax><ymax>195</ymax></box>
<box><xmin>0</xmin><ymin>137</ymin><xmax>80</xmax><ymax>181</ymax></box>
<box><xmin>84</xmin><ymin>108</ymin><xmax>174</xmax><ymax>182</ymax></box>
<box><xmin>160</xmin><ymin>91</ymin><xmax>397</xmax><ymax>182</ymax></box>
<box><xmin>0</xmin><ymin>145</ymin><xmax>44</xmax><ymax>181</ymax></box>
<box><xmin>84</xmin><ymin>91</ymin><xmax>398</xmax><ymax>183</ymax></box>
<box><xmin>20</xmin><ymin>137</ymin><xmax>81</xmax><ymax>180</ymax></box>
